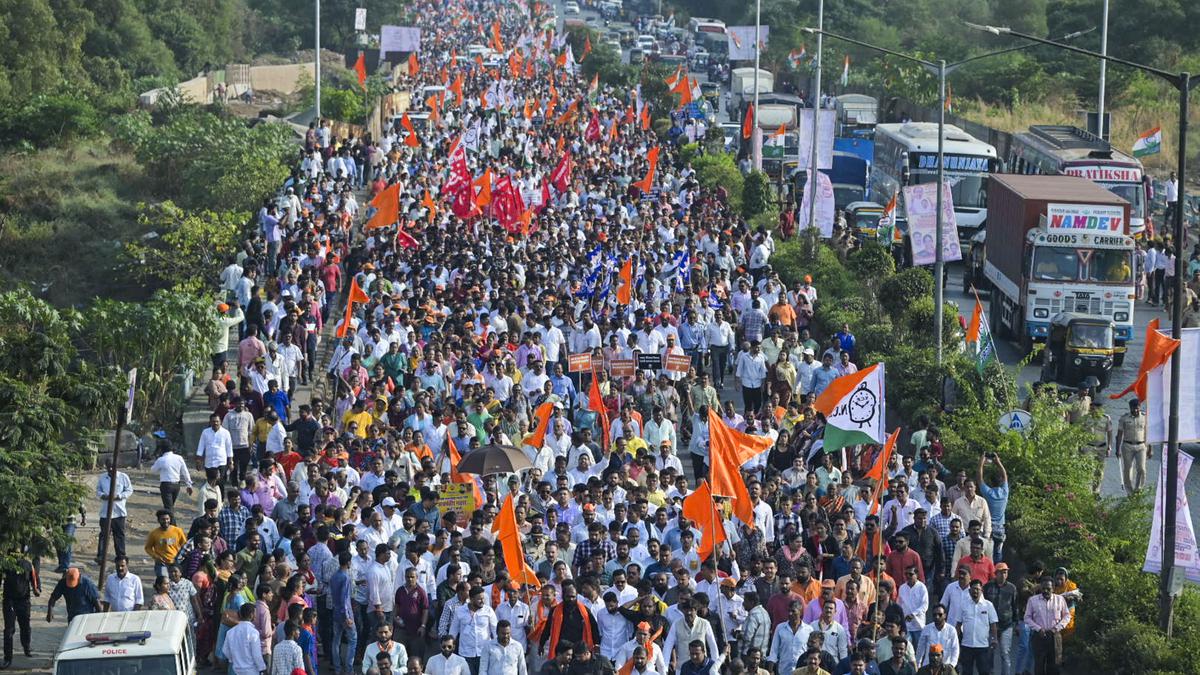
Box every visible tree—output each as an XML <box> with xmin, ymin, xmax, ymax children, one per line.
<box><xmin>742</xmin><ymin>170</ymin><xmax>774</xmax><ymax>218</ymax></box>
<box><xmin>0</xmin><ymin>290</ymin><xmax>123</xmax><ymax>573</ymax></box>
<box><xmin>692</xmin><ymin>154</ymin><xmax>745</xmax><ymax>209</ymax></box>
<box><xmin>125</xmin><ymin>201</ymin><xmax>246</xmax><ymax>294</ymax></box>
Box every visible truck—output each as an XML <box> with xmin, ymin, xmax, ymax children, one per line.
<box><xmin>984</xmin><ymin>174</ymin><xmax>1136</xmax><ymax>353</ymax></box>
<box><xmin>730</xmin><ymin>67</ymin><xmax>773</xmax><ymax>97</ymax></box>
<box><xmin>834</xmin><ymin>94</ymin><xmax>878</xmax><ymax>138</ymax></box>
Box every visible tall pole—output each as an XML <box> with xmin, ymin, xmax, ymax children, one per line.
<box><xmin>315</xmin><ymin>0</ymin><xmax>322</xmax><ymax>121</ymax></box>
<box><xmin>95</xmin><ymin>407</ymin><xmax>127</xmax><ymax>590</ymax></box>
<box><xmin>1161</xmin><ymin>72</ymin><xmax>1189</xmax><ymax>636</ymax></box>
<box><xmin>806</xmin><ymin>0</ymin><xmax>824</xmax><ymax>249</ymax></box>
<box><xmin>934</xmin><ymin>60</ymin><xmax>946</xmax><ymax>365</ymax></box>
<box><xmin>751</xmin><ymin>0</ymin><xmax>762</xmax><ymax>171</ymax></box>
<box><xmin>1098</xmin><ymin>0</ymin><xmax>1109</xmax><ymax>138</ymax></box>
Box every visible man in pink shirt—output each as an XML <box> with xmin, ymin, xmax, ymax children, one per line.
<box><xmin>238</xmin><ymin>325</ymin><xmax>267</xmax><ymax>373</ymax></box>
<box><xmin>1023</xmin><ymin>576</ymin><xmax>1070</xmax><ymax>675</ymax></box>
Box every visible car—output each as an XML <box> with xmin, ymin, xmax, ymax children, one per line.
<box><xmin>603</xmin><ymin>37</ymin><xmax>622</xmax><ymax>52</ymax></box>
<box><xmin>720</xmin><ymin>122</ymin><xmax>741</xmax><ymax>151</ymax></box>
<box><xmin>563</xmin><ymin>1</ymin><xmax>580</xmax><ymax>15</ymax></box>
<box><xmin>629</xmin><ymin>47</ymin><xmax>645</xmax><ymax>64</ymax></box>
<box><xmin>636</xmin><ymin>34</ymin><xmax>657</xmax><ymax>48</ymax></box>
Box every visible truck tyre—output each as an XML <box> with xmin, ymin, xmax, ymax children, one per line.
<box><xmin>990</xmin><ymin>295</ymin><xmax>1007</xmax><ymax>341</ymax></box>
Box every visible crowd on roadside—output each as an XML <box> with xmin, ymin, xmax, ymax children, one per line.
<box><xmin>2</xmin><ymin>2</ymin><xmax>1094</xmax><ymax>675</ymax></box>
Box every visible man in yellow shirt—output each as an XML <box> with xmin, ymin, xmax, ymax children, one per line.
<box><xmin>144</xmin><ymin>510</ymin><xmax>186</xmax><ymax>577</ymax></box>
<box><xmin>342</xmin><ymin>399</ymin><xmax>374</xmax><ymax>438</ymax></box>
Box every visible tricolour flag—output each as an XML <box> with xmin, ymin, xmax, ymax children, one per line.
<box><xmin>841</xmin><ymin>55</ymin><xmax>850</xmax><ymax>86</ymax></box>
<box><xmin>964</xmin><ymin>288</ymin><xmax>996</xmax><ymax>373</ymax></box>
<box><xmin>587</xmin><ymin>73</ymin><xmax>599</xmax><ymax>102</ymax></box>
<box><xmin>1133</xmin><ymin>126</ymin><xmax>1162</xmax><ymax>158</ymax></box>
<box><xmin>812</xmin><ymin>362</ymin><xmax>886</xmax><ymax>452</ymax></box>
<box><xmin>788</xmin><ymin>46</ymin><xmax>806</xmax><ymax>70</ymax></box>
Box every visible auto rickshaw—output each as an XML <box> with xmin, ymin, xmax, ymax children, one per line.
<box><xmin>1039</xmin><ymin>312</ymin><xmax>1124</xmax><ymax>391</ymax></box>
<box><xmin>845</xmin><ymin>201</ymin><xmax>885</xmax><ymax>242</ymax></box>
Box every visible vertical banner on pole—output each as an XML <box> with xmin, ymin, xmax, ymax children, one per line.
<box><xmin>1145</xmin><ymin>451</ymin><xmax>1200</xmax><ymax>583</ymax></box>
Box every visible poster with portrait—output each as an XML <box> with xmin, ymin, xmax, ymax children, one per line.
<box><xmin>904</xmin><ymin>181</ymin><xmax>962</xmax><ymax>266</ymax></box>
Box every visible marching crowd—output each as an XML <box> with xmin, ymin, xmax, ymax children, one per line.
<box><xmin>4</xmin><ymin>2</ymin><xmax>1086</xmax><ymax>675</ymax></box>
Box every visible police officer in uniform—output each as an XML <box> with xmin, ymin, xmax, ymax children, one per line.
<box><xmin>1084</xmin><ymin>402</ymin><xmax>1112</xmax><ymax>493</ymax></box>
<box><xmin>1116</xmin><ymin>398</ymin><xmax>1149</xmax><ymax>495</ymax></box>
<box><xmin>1067</xmin><ymin>383</ymin><xmax>1092</xmax><ymax>425</ymax></box>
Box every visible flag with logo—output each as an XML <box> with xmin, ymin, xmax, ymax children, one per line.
<box><xmin>1133</xmin><ymin>126</ymin><xmax>1162</xmax><ymax>158</ymax></box>
<box><xmin>812</xmin><ymin>363</ymin><xmax>886</xmax><ymax>452</ymax></box>
<box><xmin>964</xmin><ymin>289</ymin><xmax>996</xmax><ymax>373</ymax></box>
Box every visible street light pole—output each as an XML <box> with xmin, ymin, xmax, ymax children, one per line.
<box><xmin>1098</xmin><ymin>0</ymin><xmax>1109</xmax><ymax>138</ymax></box>
<box><xmin>315</xmin><ymin>0</ymin><xmax>322</xmax><ymax>121</ymax></box>
<box><xmin>934</xmin><ymin>59</ymin><xmax>946</xmax><ymax>363</ymax></box>
<box><xmin>804</xmin><ymin>0</ymin><xmax>824</xmax><ymax>251</ymax></box>
<box><xmin>970</xmin><ymin>21</ymin><xmax>1196</xmax><ymax>635</ymax></box>
<box><xmin>752</xmin><ymin>0</ymin><xmax>762</xmax><ymax>171</ymax></box>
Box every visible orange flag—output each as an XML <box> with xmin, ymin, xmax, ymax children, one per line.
<box><xmin>671</xmin><ymin>75</ymin><xmax>693</xmax><ymax>106</ymax></box>
<box><xmin>965</xmin><ymin>292</ymin><xmax>983</xmax><ymax>345</ymax></box>
<box><xmin>523</xmin><ymin>98</ymin><xmax>536</xmax><ymax>120</ymax></box>
<box><xmin>770</xmin><ymin>124</ymin><xmax>787</xmax><ymax>139</ymax></box>
<box><xmin>556</xmin><ymin>51</ymin><xmax>568</xmax><ymax>69</ymax></box>
<box><xmin>742</xmin><ymin>104</ymin><xmax>755</xmax><ymax>139</ymax></box>
<box><xmin>864</xmin><ymin>428</ymin><xmax>900</xmax><ymax>482</ymax></box>
<box><xmin>401</xmin><ymin>113</ymin><xmax>421</xmax><ymax>147</ymax></box>
<box><xmin>354</xmin><ymin>53</ymin><xmax>367</xmax><ymax>90</ymax></box>
<box><xmin>523</xmin><ymin>402</ymin><xmax>556</xmax><ymax>449</ymax></box>
<box><xmin>681</xmin><ymin>480</ymin><xmax>727</xmax><ymax>560</ymax></box>
<box><xmin>407</xmin><ymin>52</ymin><xmax>419</xmax><ymax>76</ymax></box>
<box><xmin>616</xmin><ymin>258</ymin><xmax>633</xmax><ymax>305</ymax></box>
<box><xmin>664</xmin><ymin>64</ymin><xmax>683</xmax><ymax>88</ymax></box>
<box><xmin>581</xmin><ymin>36</ymin><xmax>592</xmax><ymax>61</ymax></box>
<box><xmin>494</xmin><ymin>493</ymin><xmax>540</xmax><ymax>585</ymax></box>
<box><xmin>491</xmin><ymin>20</ymin><xmax>505</xmax><ymax>52</ymax></box>
<box><xmin>335</xmin><ymin>276</ymin><xmax>370</xmax><ymax>338</ymax></box>
<box><xmin>420</xmin><ymin>189</ymin><xmax>438</xmax><ymax>225</ymax></box>
<box><xmin>447</xmin><ymin>436</ymin><xmax>483</xmax><ymax>507</ymax></box>
<box><xmin>555</xmin><ymin>100</ymin><xmax>579</xmax><ymax>126</ymax></box>
<box><xmin>588</xmin><ymin>365</ymin><xmax>610</xmax><ymax>448</ymax></box>
<box><xmin>474</xmin><ymin>169</ymin><xmax>493</xmax><ymax>206</ymax></box>
<box><xmin>509</xmin><ymin>51</ymin><xmax>522</xmax><ymax>79</ymax></box>
<box><xmin>365</xmin><ymin>183</ymin><xmax>400</xmax><ymax>230</ymax></box>
<box><xmin>1110</xmin><ymin>319</ymin><xmax>1180</xmax><ymax>400</ymax></box>
<box><xmin>707</xmin><ymin>408</ymin><xmax>772</xmax><ymax>524</ymax></box>
<box><xmin>634</xmin><ymin>146</ymin><xmax>660</xmax><ymax>193</ymax></box>
<box><xmin>608</xmin><ymin>117</ymin><xmax>619</xmax><ymax>142</ymax></box>
<box><xmin>518</xmin><ymin>208</ymin><xmax>534</xmax><ymax>235</ymax></box>
<box><xmin>450</xmin><ymin>73</ymin><xmax>465</xmax><ymax>106</ymax></box>
<box><xmin>425</xmin><ymin>94</ymin><xmax>441</xmax><ymax>125</ymax></box>
<box><xmin>813</xmin><ymin>363</ymin><xmax>882</xmax><ymax>417</ymax></box>
<box><xmin>639</xmin><ymin>104</ymin><xmax>651</xmax><ymax>130</ymax></box>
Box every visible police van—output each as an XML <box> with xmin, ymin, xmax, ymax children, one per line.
<box><xmin>53</xmin><ymin>610</ymin><xmax>196</xmax><ymax>674</ymax></box>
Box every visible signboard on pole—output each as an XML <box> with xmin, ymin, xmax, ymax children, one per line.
<box><xmin>795</xmin><ymin>109</ymin><xmax>835</xmax><ymax>170</ymax></box>
<box><xmin>124</xmin><ymin>368</ymin><xmax>138</xmax><ymax>424</ymax></box>
<box><xmin>379</xmin><ymin>25</ymin><xmax>421</xmax><ymax>58</ymax></box>
<box><xmin>998</xmin><ymin>410</ymin><xmax>1032</xmax><ymax>435</ymax></box>
<box><xmin>904</xmin><ymin>181</ymin><xmax>962</xmax><ymax>266</ymax></box>
<box><xmin>438</xmin><ymin>483</ymin><xmax>477</xmax><ymax>525</ymax></box>
<box><xmin>637</xmin><ymin>353</ymin><xmax>663</xmax><ymax>371</ymax></box>
<box><xmin>568</xmin><ymin>353</ymin><xmax>596</xmax><ymax>373</ymax></box>
<box><xmin>798</xmin><ymin>170</ymin><xmax>836</xmax><ymax>238</ymax></box>
<box><xmin>610</xmin><ymin>358</ymin><xmax>636</xmax><ymax>377</ymax></box>
<box><xmin>354</xmin><ymin>7</ymin><xmax>367</xmax><ymax>31</ymax></box>
<box><xmin>665</xmin><ymin>354</ymin><xmax>692</xmax><ymax>373</ymax></box>
<box><xmin>1144</xmin><ymin>450</ymin><xmax>1200</xmax><ymax>583</ymax></box>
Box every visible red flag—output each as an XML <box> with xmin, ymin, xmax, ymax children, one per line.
<box><xmin>634</xmin><ymin>146</ymin><xmax>660</xmax><ymax>194</ymax></box>
<box><xmin>742</xmin><ymin>103</ymin><xmax>755</xmax><ymax>139</ymax></box>
<box><xmin>492</xmin><ymin>176</ymin><xmax>526</xmax><ymax>232</ymax></box>
<box><xmin>585</xmin><ymin>113</ymin><xmax>601</xmax><ymax>143</ymax></box>
<box><xmin>354</xmin><ymin>53</ymin><xmax>367</xmax><ymax>90</ymax></box>
<box><xmin>537</xmin><ymin>181</ymin><xmax>551</xmax><ymax>214</ymax></box>
<box><xmin>395</xmin><ymin>227</ymin><xmax>419</xmax><ymax>250</ymax></box>
<box><xmin>442</xmin><ymin>141</ymin><xmax>471</xmax><ymax>196</ymax></box>
<box><xmin>550</xmin><ymin>152</ymin><xmax>573</xmax><ymax>192</ymax></box>
<box><xmin>451</xmin><ymin>181</ymin><xmax>477</xmax><ymax>219</ymax></box>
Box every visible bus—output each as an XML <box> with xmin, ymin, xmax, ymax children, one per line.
<box><xmin>870</xmin><ymin>122</ymin><xmax>999</xmax><ymax>244</ymax></box>
<box><xmin>1007</xmin><ymin>125</ymin><xmax>1149</xmax><ymax>236</ymax></box>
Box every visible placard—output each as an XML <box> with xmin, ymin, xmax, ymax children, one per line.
<box><xmin>904</xmin><ymin>181</ymin><xmax>962</xmax><ymax>266</ymax></box>
<box><xmin>354</xmin><ymin>7</ymin><xmax>367</xmax><ymax>31</ymax></box>
<box><xmin>379</xmin><ymin>25</ymin><xmax>421</xmax><ymax>58</ymax></box>
<box><xmin>438</xmin><ymin>482</ymin><xmax>476</xmax><ymax>526</ymax></box>
<box><xmin>637</xmin><ymin>354</ymin><xmax>663</xmax><ymax>371</ymax></box>
<box><xmin>610</xmin><ymin>358</ymin><xmax>636</xmax><ymax>377</ymax></box>
<box><xmin>568</xmin><ymin>353</ymin><xmax>596</xmax><ymax>373</ymax></box>
<box><xmin>795</xmin><ymin>109</ymin><xmax>836</xmax><ymax>171</ymax></box>
<box><xmin>665</xmin><ymin>353</ymin><xmax>692</xmax><ymax>373</ymax></box>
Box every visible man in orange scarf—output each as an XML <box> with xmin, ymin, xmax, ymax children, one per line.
<box><xmin>539</xmin><ymin>580</ymin><xmax>600</xmax><ymax>659</ymax></box>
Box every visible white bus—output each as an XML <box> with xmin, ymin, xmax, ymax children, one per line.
<box><xmin>870</xmin><ymin>122</ymin><xmax>999</xmax><ymax>244</ymax></box>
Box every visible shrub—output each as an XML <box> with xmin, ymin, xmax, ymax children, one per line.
<box><xmin>879</xmin><ymin>267</ymin><xmax>934</xmax><ymax>321</ymax></box>
<box><xmin>848</xmin><ymin>241</ymin><xmax>896</xmax><ymax>282</ymax></box>
<box><xmin>815</xmin><ymin>295</ymin><xmax>868</xmax><ymax>336</ymax></box>
<box><xmin>693</xmin><ymin>153</ymin><xmax>744</xmax><ymax>209</ymax></box>
<box><xmin>742</xmin><ymin>170</ymin><xmax>774</xmax><ymax>218</ymax></box>
<box><xmin>0</xmin><ymin>93</ymin><xmax>101</xmax><ymax>148</ymax></box>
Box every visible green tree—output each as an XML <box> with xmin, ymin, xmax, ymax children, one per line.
<box><xmin>742</xmin><ymin>170</ymin><xmax>774</xmax><ymax>218</ymax></box>
<box><xmin>125</xmin><ymin>201</ymin><xmax>247</xmax><ymax>295</ymax></box>
<box><xmin>878</xmin><ymin>267</ymin><xmax>934</xmax><ymax>322</ymax></box>
<box><xmin>692</xmin><ymin>153</ymin><xmax>745</xmax><ymax>209</ymax></box>
<box><xmin>0</xmin><ymin>290</ymin><xmax>123</xmax><ymax>572</ymax></box>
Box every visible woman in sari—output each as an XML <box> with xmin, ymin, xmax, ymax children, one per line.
<box><xmin>192</xmin><ymin>571</ymin><xmax>218</xmax><ymax>667</ymax></box>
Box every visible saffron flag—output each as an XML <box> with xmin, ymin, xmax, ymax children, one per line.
<box><xmin>354</xmin><ymin>53</ymin><xmax>367</xmax><ymax>90</ymax></box>
<box><xmin>587</xmin><ymin>73</ymin><xmax>599</xmax><ymax>102</ymax></box>
<box><xmin>841</xmin><ymin>55</ymin><xmax>850</xmax><ymax>86</ymax></box>
<box><xmin>665</xmin><ymin>65</ymin><xmax>684</xmax><ymax>89</ymax></box>
<box><xmin>788</xmin><ymin>46</ymin><xmax>806</xmax><ymax>70</ymax></box>
<box><xmin>742</xmin><ymin>104</ymin><xmax>754</xmax><ymax>140</ymax></box>
<box><xmin>1133</xmin><ymin>126</ymin><xmax>1163</xmax><ymax>158</ymax></box>
<box><xmin>450</xmin><ymin>73</ymin><xmax>465</xmax><ymax>106</ymax></box>
<box><xmin>523</xmin><ymin>402</ymin><xmax>556</xmax><ymax>449</ymax></box>
<box><xmin>964</xmin><ymin>288</ymin><xmax>995</xmax><ymax>373</ymax></box>
<box><xmin>681</xmin><ymin>480</ymin><xmax>727</xmax><ymax>560</ymax></box>
<box><xmin>770</xmin><ymin>124</ymin><xmax>786</xmax><ymax>139</ymax></box>
<box><xmin>401</xmin><ymin>112</ymin><xmax>421</xmax><ymax>147</ymax></box>
<box><xmin>587</xmin><ymin>366</ymin><xmax>610</xmax><ymax>452</ymax></box>
<box><xmin>474</xmin><ymin>169</ymin><xmax>493</xmax><ymax>207</ymax></box>
<box><xmin>1110</xmin><ymin>319</ymin><xmax>1180</xmax><ymax>401</ymax></box>
<box><xmin>495</xmin><ymin>493</ymin><xmax>540</xmax><ymax>584</ymax></box>
<box><xmin>581</xmin><ymin>35</ymin><xmax>592</xmax><ymax>61</ymax></box>
<box><xmin>635</xmin><ymin>146</ymin><xmax>660</xmax><ymax>193</ymax></box>
<box><xmin>708</xmin><ymin>408</ymin><xmax>772</xmax><ymax>525</ymax></box>
<box><xmin>671</xmin><ymin>75</ymin><xmax>693</xmax><ymax>106</ymax></box>
<box><xmin>420</xmin><ymin>189</ymin><xmax>438</xmax><ymax>224</ymax></box>
<box><xmin>867</xmin><ymin>429</ymin><xmax>901</xmax><ymax>517</ymax></box>
<box><xmin>944</xmin><ymin>83</ymin><xmax>953</xmax><ymax>114</ymax></box>
<box><xmin>639</xmin><ymin>104</ymin><xmax>651</xmax><ymax>130</ymax></box>
<box><xmin>365</xmin><ymin>183</ymin><xmax>400</xmax><ymax>230</ymax></box>
<box><xmin>335</xmin><ymin>276</ymin><xmax>370</xmax><ymax>338</ymax></box>
<box><xmin>812</xmin><ymin>362</ymin><xmax>886</xmax><ymax>452</ymax></box>
<box><xmin>616</xmin><ymin>258</ymin><xmax>633</xmax><ymax>305</ymax></box>
<box><xmin>447</xmin><ymin>436</ymin><xmax>483</xmax><ymax>506</ymax></box>
<box><xmin>408</xmin><ymin>52</ymin><xmax>419</xmax><ymax>76</ymax></box>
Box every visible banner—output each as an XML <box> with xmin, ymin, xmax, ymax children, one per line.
<box><xmin>795</xmin><ymin>109</ymin><xmax>836</xmax><ymax>170</ymax></box>
<box><xmin>904</xmin><ymin>181</ymin><xmax>962</xmax><ymax>266</ymax></box>
<box><xmin>798</xmin><ymin>170</ymin><xmax>836</xmax><ymax>238</ymax></box>
<box><xmin>1147</xmin><ymin>328</ymin><xmax>1200</xmax><ymax>444</ymax></box>
<box><xmin>665</xmin><ymin>354</ymin><xmax>692</xmax><ymax>373</ymax></box>
<box><xmin>437</xmin><ymin>482</ymin><xmax>477</xmax><ymax>526</ymax></box>
<box><xmin>568</xmin><ymin>352</ymin><xmax>596</xmax><ymax>373</ymax></box>
<box><xmin>726</xmin><ymin>26</ymin><xmax>769</xmax><ymax>61</ymax></box>
<box><xmin>354</xmin><ymin>7</ymin><xmax>367</xmax><ymax>31</ymax></box>
<box><xmin>637</xmin><ymin>354</ymin><xmax>663</xmax><ymax>371</ymax></box>
<box><xmin>1144</xmin><ymin>450</ymin><xmax>1200</xmax><ymax>583</ymax></box>
<box><xmin>380</xmin><ymin>25</ymin><xmax>421</xmax><ymax>58</ymax></box>
<box><xmin>610</xmin><ymin>358</ymin><xmax>636</xmax><ymax>377</ymax></box>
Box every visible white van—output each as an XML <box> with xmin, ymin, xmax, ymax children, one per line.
<box><xmin>53</xmin><ymin>610</ymin><xmax>196</xmax><ymax>674</ymax></box>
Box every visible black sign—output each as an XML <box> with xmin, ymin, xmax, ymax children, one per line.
<box><xmin>637</xmin><ymin>354</ymin><xmax>663</xmax><ymax>371</ymax></box>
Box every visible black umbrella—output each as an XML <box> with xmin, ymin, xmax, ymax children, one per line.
<box><xmin>455</xmin><ymin>444</ymin><xmax>533</xmax><ymax>475</ymax></box>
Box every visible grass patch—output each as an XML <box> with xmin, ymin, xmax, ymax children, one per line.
<box><xmin>0</xmin><ymin>141</ymin><xmax>156</xmax><ymax>306</ymax></box>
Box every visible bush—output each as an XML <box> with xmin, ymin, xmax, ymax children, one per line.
<box><xmin>693</xmin><ymin>153</ymin><xmax>744</xmax><ymax>209</ymax></box>
<box><xmin>848</xmin><ymin>241</ymin><xmax>896</xmax><ymax>281</ymax></box>
<box><xmin>0</xmin><ymin>92</ymin><xmax>101</xmax><ymax>148</ymax></box>
<box><xmin>748</xmin><ymin>206</ymin><xmax>780</xmax><ymax>232</ymax></box>
<box><xmin>677</xmin><ymin>143</ymin><xmax>701</xmax><ymax>166</ymax></box>
<box><xmin>879</xmin><ymin>267</ymin><xmax>934</xmax><ymax>321</ymax></box>
<box><xmin>815</xmin><ymin>295</ymin><xmax>868</xmax><ymax>336</ymax></box>
<box><xmin>742</xmin><ymin>170</ymin><xmax>774</xmax><ymax>218</ymax></box>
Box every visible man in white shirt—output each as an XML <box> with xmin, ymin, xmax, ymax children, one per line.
<box><xmin>196</xmin><ymin>413</ymin><xmax>234</xmax><ymax>489</ymax></box>
<box><xmin>426</xmin><ymin>635</ymin><xmax>471</xmax><ymax>675</ymax></box>
<box><xmin>596</xmin><ymin>592</ymin><xmax>634</xmax><ymax>660</ymax></box>
<box><xmin>735</xmin><ymin>341</ymin><xmax>768</xmax><ymax>414</ymax></box>
<box><xmin>898</xmin><ymin>566</ymin><xmax>929</xmax><ymax>645</ymax></box>
<box><xmin>643</xmin><ymin>408</ymin><xmax>677</xmax><ymax>449</ymax></box>
<box><xmin>222</xmin><ymin>603</ymin><xmax>267</xmax><ymax>675</ymax></box>
<box><xmin>916</xmin><ymin>603</ymin><xmax>960</xmax><ymax>667</ymax></box>
<box><xmin>950</xmin><ymin>580</ymin><xmax>998</xmax><ymax>675</ymax></box>
<box><xmin>96</xmin><ymin>462</ymin><xmax>134</xmax><ymax>561</ymax></box>
<box><xmin>366</xmin><ymin>544</ymin><xmax>398</xmax><ymax>631</ymax></box>
<box><xmin>615</xmin><ymin>622</ymin><xmax>668</xmax><ymax>675</ymax></box>
<box><xmin>450</xmin><ymin>586</ymin><xmax>498</xmax><ymax>672</ymax></box>
<box><xmin>102</xmin><ymin>556</ymin><xmax>143</xmax><ymax>612</ymax></box>
<box><xmin>495</xmin><ymin>584</ymin><xmax>531</xmax><ymax>647</ymax></box>
<box><xmin>149</xmin><ymin>441</ymin><xmax>194</xmax><ymax>512</ymax></box>
<box><xmin>481</xmin><ymin>620</ymin><xmax>528</xmax><ymax>675</ymax></box>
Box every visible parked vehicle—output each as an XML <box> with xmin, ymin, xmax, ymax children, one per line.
<box><xmin>1040</xmin><ymin>313</ymin><xmax>1123</xmax><ymax>389</ymax></box>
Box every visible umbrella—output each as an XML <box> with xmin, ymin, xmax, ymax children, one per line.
<box><xmin>455</xmin><ymin>444</ymin><xmax>533</xmax><ymax>475</ymax></box>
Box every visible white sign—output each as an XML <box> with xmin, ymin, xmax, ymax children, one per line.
<box><xmin>379</xmin><ymin>25</ymin><xmax>421</xmax><ymax>58</ymax></box>
<box><xmin>726</xmin><ymin>26</ymin><xmax>769</xmax><ymax>61</ymax></box>
<box><xmin>1144</xmin><ymin>450</ymin><xmax>1200</xmax><ymax>583</ymax></box>
<box><xmin>998</xmin><ymin>410</ymin><xmax>1032</xmax><ymax>435</ymax></box>
<box><xmin>1046</xmin><ymin>203</ymin><xmax>1126</xmax><ymax>233</ymax></box>
<box><xmin>1063</xmin><ymin>165</ymin><xmax>1142</xmax><ymax>183</ymax></box>
<box><xmin>354</xmin><ymin>7</ymin><xmax>367</xmax><ymax>31</ymax></box>
<box><xmin>798</xmin><ymin>170</ymin><xmax>836</xmax><ymax>238</ymax></box>
<box><xmin>1148</xmin><ymin>328</ymin><xmax>1200</xmax><ymax>444</ymax></box>
<box><xmin>795</xmin><ymin>109</ymin><xmax>835</xmax><ymax>170</ymax></box>
<box><xmin>905</xmin><ymin>181</ymin><xmax>962</xmax><ymax>266</ymax></box>
<box><xmin>124</xmin><ymin>368</ymin><xmax>138</xmax><ymax>424</ymax></box>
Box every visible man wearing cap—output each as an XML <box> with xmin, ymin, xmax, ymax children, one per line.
<box><xmin>803</xmin><ymin>580</ymin><xmax>848</xmax><ymax>627</ymax></box>
<box><xmin>916</xmin><ymin>644</ymin><xmax>954</xmax><ymax>675</ymax></box>
<box><xmin>1116</xmin><ymin>397</ymin><xmax>1148</xmax><ymax>494</ymax></box>
<box><xmin>46</xmin><ymin>568</ymin><xmax>100</xmax><ymax>624</ymax></box>
<box><xmin>982</xmin><ymin>564</ymin><xmax>1017</xmax><ymax>675</ymax></box>
<box><xmin>212</xmin><ymin>301</ymin><xmax>246</xmax><ymax>371</ymax></box>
